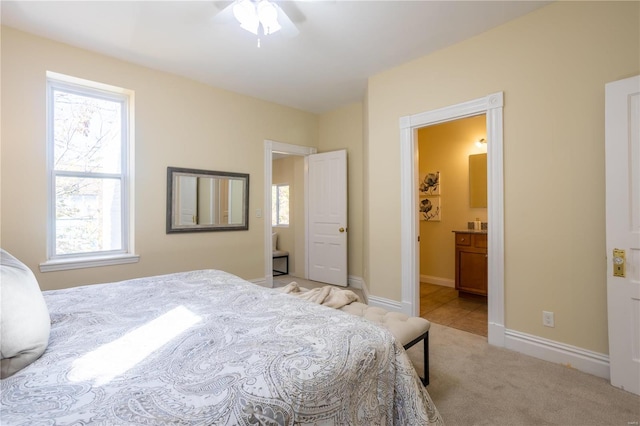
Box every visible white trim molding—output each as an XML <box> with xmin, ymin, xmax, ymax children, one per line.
<box><xmin>367</xmin><ymin>295</ymin><xmax>404</xmax><ymax>313</ymax></box>
<box><xmin>399</xmin><ymin>92</ymin><xmax>505</xmax><ymax>347</ymax></box>
<box><xmin>505</xmin><ymin>329</ymin><xmax>610</xmax><ymax>380</ymax></box>
<box><xmin>264</xmin><ymin>140</ymin><xmax>317</xmax><ymax>288</ymax></box>
<box><xmin>264</xmin><ymin>141</ymin><xmax>274</xmax><ymax>287</ymax></box>
<box><xmin>45</xmin><ymin>73</ymin><xmax>136</xmax><ymax>269</ymax></box>
<box><xmin>347</xmin><ymin>275</ymin><xmax>365</xmax><ymax>289</ymax></box>
<box><xmin>40</xmin><ymin>254</ymin><xmax>139</xmax><ymax>272</ymax></box>
<box><xmin>348</xmin><ymin>275</ymin><xmax>369</xmax><ymax>304</ymax></box>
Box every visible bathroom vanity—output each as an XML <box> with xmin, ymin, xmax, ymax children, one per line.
<box><xmin>453</xmin><ymin>230</ymin><xmax>488</xmax><ymax>296</ymax></box>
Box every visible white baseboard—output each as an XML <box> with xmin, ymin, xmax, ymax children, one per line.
<box><xmin>504</xmin><ymin>329</ymin><xmax>610</xmax><ymax>380</ymax></box>
<box><xmin>488</xmin><ymin>322</ymin><xmax>506</xmax><ymax>347</ymax></box>
<box><xmin>421</xmin><ymin>275</ymin><xmax>455</xmax><ymax>288</ymax></box>
<box><xmin>347</xmin><ymin>275</ymin><xmax>364</xmax><ymax>289</ymax></box>
<box><xmin>348</xmin><ymin>275</ymin><xmax>369</xmax><ymax>304</ymax></box>
<box><xmin>368</xmin><ymin>295</ymin><xmax>403</xmax><ymax>313</ymax></box>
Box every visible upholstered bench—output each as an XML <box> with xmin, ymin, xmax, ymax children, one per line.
<box><xmin>340</xmin><ymin>302</ymin><xmax>431</xmax><ymax>386</ymax></box>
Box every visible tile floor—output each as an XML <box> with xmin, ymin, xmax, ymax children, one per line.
<box><xmin>420</xmin><ymin>282</ymin><xmax>488</xmax><ymax>337</ymax></box>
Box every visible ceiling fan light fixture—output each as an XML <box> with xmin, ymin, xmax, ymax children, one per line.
<box><xmin>233</xmin><ymin>0</ymin><xmax>260</xmax><ymax>35</ymax></box>
<box><xmin>257</xmin><ymin>0</ymin><xmax>281</xmax><ymax>35</ymax></box>
<box><xmin>233</xmin><ymin>0</ymin><xmax>282</xmax><ymax>37</ymax></box>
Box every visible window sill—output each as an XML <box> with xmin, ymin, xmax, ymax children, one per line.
<box><xmin>39</xmin><ymin>254</ymin><xmax>140</xmax><ymax>272</ymax></box>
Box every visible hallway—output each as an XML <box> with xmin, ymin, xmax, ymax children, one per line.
<box><xmin>420</xmin><ymin>282</ymin><xmax>487</xmax><ymax>337</ymax></box>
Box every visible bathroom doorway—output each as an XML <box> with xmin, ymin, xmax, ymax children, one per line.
<box><xmin>400</xmin><ymin>92</ymin><xmax>505</xmax><ymax>347</ymax></box>
<box><xmin>417</xmin><ymin>115</ymin><xmax>488</xmax><ymax>337</ymax></box>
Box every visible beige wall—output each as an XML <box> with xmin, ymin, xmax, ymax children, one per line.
<box><xmin>272</xmin><ymin>155</ymin><xmax>305</xmax><ymax>276</ymax></box>
<box><xmin>3</xmin><ymin>1</ymin><xmax>638</xmax><ymax>358</ymax></box>
<box><xmin>366</xmin><ymin>1</ymin><xmax>639</xmax><ymax>354</ymax></box>
<box><xmin>1</xmin><ymin>26</ymin><xmax>318</xmax><ymax>290</ymax></box>
<box><xmin>318</xmin><ymin>102</ymin><xmax>364</xmax><ymax>279</ymax></box>
<box><xmin>418</xmin><ymin>115</ymin><xmax>487</xmax><ymax>281</ymax></box>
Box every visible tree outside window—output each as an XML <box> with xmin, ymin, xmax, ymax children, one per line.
<box><xmin>272</xmin><ymin>184</ymin><xmax>289</xmax><ymax>226</ymax></box>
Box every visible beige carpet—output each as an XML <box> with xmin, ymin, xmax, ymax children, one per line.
<box><xmin>272</xmin><ymin>278</ymin><xmax>639</xmax><ymax>424</ymax></box>
<box><xmin>406</xmin><ymin>323</ymin><xmax>640</xmax><ymax>426</ymax></box>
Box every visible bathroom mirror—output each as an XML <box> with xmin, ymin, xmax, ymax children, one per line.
<box><xmin>469</xmin><ymin>154</ymin><xmax>487</xmax><ymax>208</ymax></box>
<box><xmin>167</xmin><ymin>167</ymin><xmax>249</xmax><ymax>233</ymax></box>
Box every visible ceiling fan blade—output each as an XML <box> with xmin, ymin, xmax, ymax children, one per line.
<box><xmin>274</xmin><ymin>4</ymin><xmax>299</xmax><ymax>37</ymax></box>
<box><xmin>213</xmin><ymin>1</ymin><xmax>233</xmax><ymax>12</ymax></box>
<box><xmin>211</xmin><ymin>1</ymin><xmax>235</xmax><ymax>24</ymax></box>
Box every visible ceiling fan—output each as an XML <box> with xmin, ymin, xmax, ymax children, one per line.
<box><xmin>214</xmin><ymin>0</ymin><xmax>300</xmax><ymax>44</ymax></box>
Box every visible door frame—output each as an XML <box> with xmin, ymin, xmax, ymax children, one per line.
<box><xmin>263</xmin><ymin>140</ymin><xmax>317</xmax><ymax>287</ymax></box>
<box><xmin>400</xmin><ymin>92</ymin><xmax>505</xmax><ymax>347</ymax></box>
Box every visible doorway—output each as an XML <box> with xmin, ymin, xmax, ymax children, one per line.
<box><xmin>263</xmin><ymin>141</ymin><xmax>349</xmax><ymax>288</ymax></box>
<box><xmin>263</xmin><ymin>140</ymin><xmax>316</xmax><ymax>288</ymax></box>
<box><xmin>399</xmin><ymin>92</ymin><xmax>506</xmax><ymax>348</ymax></box>
<box><xmin>271</xmin><ymin>153</ymin><xmax>305</xmax><ymax>280</ymax></box>
<box><xmin>417</xmin><ymin>115</ymin><xmax>488</xmax><ymax>337</ymax></box>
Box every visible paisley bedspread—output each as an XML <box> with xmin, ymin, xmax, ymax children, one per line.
<box><xmin>1</xmin><ymin>270</ymin><xmax>443</xmax><ymax>425</ymax></box>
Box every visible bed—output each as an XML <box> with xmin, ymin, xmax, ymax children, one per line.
<box><xmin>1</xmin><ymin>267</ymin><xmax>443</xmax><ymax>425</ymax></box>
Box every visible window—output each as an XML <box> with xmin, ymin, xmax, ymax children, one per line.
<box><xmin>272</xmin><ymin>184</ymin><xmax>289</xmax><ymax>226</ymax></box>
<box><xmin>42</xmin><ymin>73</ymin><xmax>137</xmax><ymax>271</ymax></box>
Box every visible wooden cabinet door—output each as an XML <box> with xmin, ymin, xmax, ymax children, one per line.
<box><xmin>454</xmin><ymin>233</ymin><xmax>488</xmax><ymax>296</ymax></box>
<box><xmin>458</xmin><ymin>250</ymin><xmax>487</xmax><ymax>294</ymax></box>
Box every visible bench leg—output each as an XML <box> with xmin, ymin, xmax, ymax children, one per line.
<box><xmin>423</xmin><ymin>331</ymin><xmax>429</xmax><ymax>386</ymax></box>
<box><xmin>403</xmin><ymin>331</ymin><xmax>430</xmax><ymax>387</ymax></box>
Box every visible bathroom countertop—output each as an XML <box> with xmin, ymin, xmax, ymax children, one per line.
<box><xmin>452</xmin><ymin>229</ymin><xmax>488</xmax><ymax>234</ymax></box>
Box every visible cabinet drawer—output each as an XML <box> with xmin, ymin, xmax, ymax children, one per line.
<box><xmin>474</xmin><ymin>233</ymin><xmax>487</xmax><ymax>248</ymax></box>
<box><xmin>456</xmin><ymin>233</ymin><xmax>471</xmax><ymax>246</ymax></box>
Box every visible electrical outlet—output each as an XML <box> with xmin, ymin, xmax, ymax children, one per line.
<box><xmin>543</xmin><ymin>311</ymin><xmax>555</xmax><ymax>328</ymax></box>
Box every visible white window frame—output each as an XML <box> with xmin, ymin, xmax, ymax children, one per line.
<box><xmin>40</xmin><ymin>72</ymin><xmax>138</xmax><ymax>272</ymax></box>
<box><xmin>272</xmin><ymin>183</ymin><xmax>290</xmax><ymax>227</ymax></box>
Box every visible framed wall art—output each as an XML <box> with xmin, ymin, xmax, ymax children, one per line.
<box><xmin>419</xmin><ymin>171</ymin><xmax>440</xmax><ymax>196</ymax></box>
<box><xmin>419</xmin><ymin>196</ymin><xmax>441</xmax><ymax>221</ymax></box>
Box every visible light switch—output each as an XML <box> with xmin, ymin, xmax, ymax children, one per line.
<box><xmin>256</xmin><ymin>208</ymin><xmax>262</xmax><ymax>218</ymax></box>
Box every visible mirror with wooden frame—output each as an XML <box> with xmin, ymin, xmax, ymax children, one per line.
<box><xmin>166</xmin><ymin>167</ymin><xmax>249</xmax><ymax>233</ymax></box>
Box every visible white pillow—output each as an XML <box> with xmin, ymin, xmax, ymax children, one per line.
<box><xmin>272</xmin><ymin>232</ymin><xmax>278</xmax><ymax>251</ymax></box>
<box><xmin>0</xmin><ymin>249</ymin><xmax>51</xmax><ymax>378</ymax></box>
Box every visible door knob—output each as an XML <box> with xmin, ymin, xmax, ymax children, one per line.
<box><xmin>613</xmin><ymin>248</ymin><xmax>626</xmax><ymax>277</ymax></box>
<box><xmin>339</xmin><ymin>227</ymin><xmax>345</xmax><ymax>233</ymax></box>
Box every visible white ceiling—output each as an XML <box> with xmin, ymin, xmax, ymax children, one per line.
<box><xmin>1</xmin><ymin>1</ymin><xmax>549</xmax><ymax>113</ymax></box>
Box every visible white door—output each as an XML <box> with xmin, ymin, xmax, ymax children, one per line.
<box><xmin>606</xmin><ymin>74</ymin><xmax>640</xmax><ymax>395</ymax></box>
<box><xmin>308</xmin><ymin>150</ymin><xmax>348</xmax><ymax>286</ymax></box>
<box><xmin>178</xmin><ymin>176</ymin><xmax>197</xmax><ymax>225</ymax></box>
